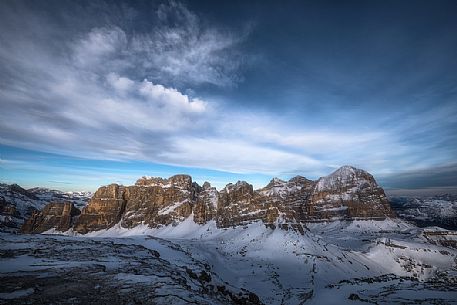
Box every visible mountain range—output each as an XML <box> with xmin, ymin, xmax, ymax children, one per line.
<box><xmin>1</xmin><ymin>166</ymin><xmax>456</xmax><ymax>304</ymax></box>
<box><xmin>20</xmin><ymin>166</ymin><xmax>393</xmax><ymax>234</ymax></box>
<box><xmin>0</xmin><ymin>183</ymin><xmax>91</xmax><ymax>232</ymax></box>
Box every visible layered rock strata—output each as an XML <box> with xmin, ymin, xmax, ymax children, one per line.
<box><xmin>21</xmin><ymin>202</ymin><xmax>80</xmax><ymax>233</ymax></box>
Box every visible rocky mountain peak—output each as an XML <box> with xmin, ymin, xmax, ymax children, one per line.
<box><xmin>202</xmin><ymin>181</ymin><xmax>212</xmax><ymax>190</ymax></box>
<box><xmin>135</xmin><ymin>176</ymin><xmax>166</xmax><ymax>187</ymax></box>
<box><xmin>8</xmin><ymin>184</ymin><xmax>38</xmax><ymax>200</ymax></box>
<box><xmin>288</xmin><ymin>175</ymin><xmax>312</xmax><ymax>185</ymax></box>
<box><xmin>223</xmin><ymin>181</ymin><xmax>253</xmax><ymax>194</ymax></box>
<box><xmin>315</xmin><ymin>165</ymin><xmax>375</xmax><ymax>192</ymax></box>
<box><xmin>93</xmin><ymin>183</ymin><xmax>124</xmax><ymax>199</ymax></box>
<box><xmin>265</xmin><ymin>178</ymin><xmax>286</xmax><ymax>189</ymax></box>
<box><xmin>310</xmin><ymin>166</ymin><xmax>392</xmax><ymax>220</ymax></box>
<box><xmin>21</xmin><ymin>202</ymin><xmax>80</xmax><ymax>233</ymax></box>
<box><xmin>168</xmin><ymin>174</ymin><xmax>193</xmax><ymax>190</ymax></box>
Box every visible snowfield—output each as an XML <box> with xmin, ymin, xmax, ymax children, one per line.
<box><xmin>1</xmin><ymin>217</ymin><xmax>457</xmax><ymax>304</ymax></box>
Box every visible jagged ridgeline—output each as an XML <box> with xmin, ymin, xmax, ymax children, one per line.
<box><xmin>22</xmin><ymin>166</ymin><xmax>394</xmax><ymax>234</ymax></box>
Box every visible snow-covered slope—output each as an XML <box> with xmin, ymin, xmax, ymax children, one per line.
<box><xmin>0</xmin><ymin>232</ymin><xmax>261</xmax><ymax>305</ymax></box>
<box><xmin>26</xmin><ymin>217</ymin><xmax>456</xmax><ymax>305</ymax></box>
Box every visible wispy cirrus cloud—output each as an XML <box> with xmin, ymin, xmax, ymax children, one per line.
<box><xmin>70</xmin><ymin>1</ymin><xmax>247</xmax><ymax>87</ymax></box>
<box><xmin>132</xmin><ymin>1</ymin><xmax>248</xmax><ymax>87</ymax></box>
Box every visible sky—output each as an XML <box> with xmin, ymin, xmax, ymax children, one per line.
<box><xmin>0</xmin><ymin>0</ymin><xmax>457</xmax><ymax>192</ymax></box>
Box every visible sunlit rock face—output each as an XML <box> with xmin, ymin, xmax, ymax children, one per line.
<box><xmin>308</xmin><ymin>166</ymin><xmax>393</xmax><ymax>221</ymax></box>
<box><xmin>74</xmin><ymin>176</ymin><xmax>198</xmax><ymax>232</ymax></box>
<box><xmin>1</xmin><ymin>184</ymin><xmax>91</xmax><ymax>233</ymax></box>
<box><xmin>22</xmin><ymin>166</ymin><xmax>394</xmax><ymax>233</ymax></box>
<box><xmin>21</xmin><ymin>202</ymin><xmax>80</xmax><ymax>233</ymax></box>
<box><xmin>121</xmin><ymin>184</ymin><xmax>192</xmax><ymax>228</ymax></box>
<box><xmin>73</xmin><ymin>184</ymin><xmax>126</xmax><ymax>234</ymax></box>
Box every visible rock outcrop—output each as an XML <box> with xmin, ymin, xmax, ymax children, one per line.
<box><xmin>74</xmin><ymin>175</ymin><xmax>199</xmax><ymax>233</ymax></box>
<box><xmin>194</xmin><ymin>182</ymin><xmax>218</xmax><ymax>224</ymax></box>
<box><xmin>73</xmin><ymin>184</ymin><xmax>126</xmax><ymax>234</ymax></box>
<box><xmin>259</xmin><ymin>176</ymin><xmax>315</xmax><ymax>226</ymax></box>
<box><xmin>22</xmin><ymin>166</ymin><xmax>394</xmax><ymax>234</ymax></box>
<box><xmin>21</xmin><ymin>202</ymin><xmax>80</xmax><ymax>233</ymax></box>
<box><xmin>308</xmin><ymin>166</ymin><xmax>393</xmax><ymax>220</ymax></box>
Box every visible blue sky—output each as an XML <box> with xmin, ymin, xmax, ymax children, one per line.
<box><xmin>1</xmin><ymin>0</ymin><xmax>457</xmax><ymax>191</ymax></box>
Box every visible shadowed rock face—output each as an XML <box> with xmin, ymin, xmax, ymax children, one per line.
<box><xmin>194</xmin><ymin>182</ymin><xmax>218</xmax><ymax>224</ymax></box>
<box><xmin>21</xmin><ymin>202</ymin><xmax>80</xmax><ymax>233</ymax></box>
<box><xmin>22</xmin><ymin>166</ymin><xmax>394</xmax><ymax>234</ymax></box>
<box><xmin>0</xmin><ymin>197</ymin><xmax>20</xmax><ymax>219</ymax></box>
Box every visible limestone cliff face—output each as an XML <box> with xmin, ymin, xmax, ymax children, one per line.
<box><xmin>308</xmin><ymin>166</ymin><xmax>393</xmax><ymax>220</ymax></box>
<box><xmin>194</xmin><ymin>182</ymin><xmax>217</xmax><ymax>224</ymax></box>
<box><xmin>217</xmin><ymin>181</ymin><xmax>269</xmax><ymax>228</ymax></box>
<box><xmin>22</xmin><ymin>166</ymin><xmax>394</xmax><ymax>234</ymax></box>
<box><xmin>259</xmin><ymin>176</ymin><xmax>316</xmax><ymax>224</ymax></box>
<box><xmin>21</xmin><ymin>202</ymin><xmax>80</xmax><ymax>233</ymax></box>
<box><xmin>74</xmin><ymin>184</ymin><xmax>126</xmax><ymax>234</ymax></box>
<box><xmin>75</xmin><ymin>175</ymin><xmax>200</xmax><ymax>233</ymax></box>
<box><xmin>121</xmin><ymin>185</ymin><xmax>192</xmax><ymax>228</ymax></box>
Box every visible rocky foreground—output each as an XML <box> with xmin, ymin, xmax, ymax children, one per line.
<box><xmin>0</xmin><ymin>232</ymin><xmax>262</xmax><ymax>305</ymax></box>
<box><xmin>2</xmin><ymin>219</ymin><xmax>457</xmax><ymax>305</ymax></box>
<box><xmin>21</xmin><ymin>166</ymin><xmax>393</xmax><ymax>234</ymax></box>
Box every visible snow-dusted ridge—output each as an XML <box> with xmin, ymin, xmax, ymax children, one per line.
<box><xmin>315</xmin><ymin>166</ymin><xmax>371</xmax><ymax>192</ymax></box>
<box><xmin>33</xmin><ymin>216</ymin><xmax>457</xmax><ymax>305</ymax></box>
